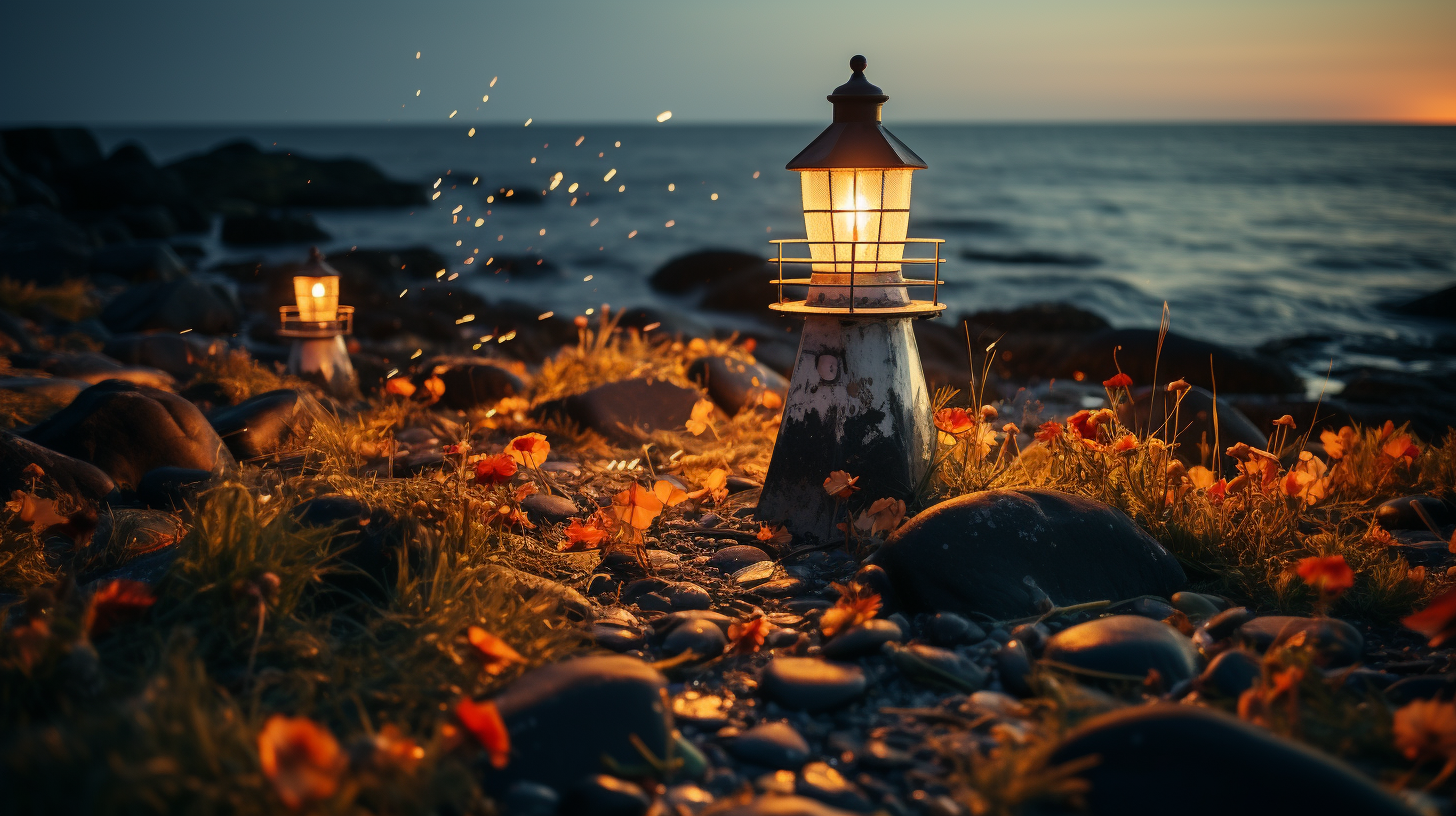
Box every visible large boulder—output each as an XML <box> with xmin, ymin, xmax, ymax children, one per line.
<box><xmin>100</xmin><ymin>277</ymin><xmax>241</xmax><ymax>335</ymax></box>
<box><xmin>21</xmin><ymin>380</ymin><xmax>235</xmax><ymax>488</ymax></box>
<box><xmin>0</xmin><ymin>430</ymin><xmax>115</xmax><ymax>507</ymax></box>
<box><xmin>89</xmin><ymin>242</ymin><xmax>188</xmax><ymax>282</ymax></box>
<box><xmin>1057</xmin><ymin>329</ymin><xmax>1302</xmax><ymax>395</ymax></box>
<box><xmin>0</xmin><ymin>206</ymin><xmax>95</xmax><ymax>282</ymax></box>
<box><xmin>872</xmin><ymin>489</ymin><xmax>1185</xmax><ymax>619</ymax></box>
<box><xmin>0</xmin><ymin>128</ymin><xmax>104</xmax><ymax>190</ymax></box>
<box><xmin>416</xmin><ymin>357</ymin><xmax>524</xmax><ymax>411</ymax></box>
<box><xmin>166</xmin><ymin>141</ymin><xmax>424</xmax><ymax>208</ymax></box>
<box><xmin>534</xmin><ymin>379</ymin><xmax>702</xmax><ymax>445</ymax></box>
<box><xmin>1117</xmin><ymin>385</ymin><xmax>1268</xmax><ymax>468</ymax></box>
<box><xmin>102</xmin><ymin>333</ymin><xmax>225</xmax><ymax>379</ymax></box>
<box><xmin>220</xmin><ymin>212</ymin><xmax>330</xmax><ymax>246</ymax></box>
<box><xmin>1047</xmin><ymin>705</ymin><xmax>1417</xmax><ymax>816</ymax></box>
<box><xmin>1041</xmin><ymin>615</ymin><xmax>1200</xmax><ymax>687</ymax></box>
<box><xmin>11</xmin><ymin>351</ymin><xmax>175</xmax><ymax>390</ymax></box>
<box><xmin>63</xmin><ymin>143</ymin><xmax>207</xmax><ymax>233</ymax></box>
<box><xmin>484</xmin><ymin>655</ymin><xmax>671</xmax><ymax>792</ymax></box>
<box><xmin>688</xmin><ymin>355</ymin><xmax>788</xmax><ymax>415</ymax></box>
<box><xmin>207</xmin><ymin>389</ymin><xmax>316</xmax><ymax>460</ymax></box>
<box><xmin>1387</xmin><ymin>282</ymin><xmax>1456</xmax><ymax>321</ymax></box>
<box><xmin>648</xmin><ymin>249</ymin><xmax>766</xmax><ymax>295</ymax></box>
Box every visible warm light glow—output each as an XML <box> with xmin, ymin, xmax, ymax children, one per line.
<box><xmin>799</xmin><ymin>168</ymin><xmax>913</xmax><ymax>274</ymax></box>
<box><xmin>294</xmin><ymin>276</ymin><xmax>339</xmax><ymax>322</ymax></box>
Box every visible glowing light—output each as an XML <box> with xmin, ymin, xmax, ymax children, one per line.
<box><xmin>474</xmin><ymin>218</ymin><xmax>484</xmax><ymax>227</ymax></box>
<box><xmin>575</xmin><ymin>136</ymin><xmax>585</xmax><ymax>146</ymax></box>
<box><xmin>570</xmin><ymin>198</ymin><xmax>577</xmax><ymax>206</ymax></box>
<box><xmin>590</xmin><ymin>218</ymin><xmax>599</xmax><ymax>226</ymax></box>
<box><xmin>456</xmin><ymin>314</ymin><xmax>475</xmax><ymax>324</ymax></box>
<box><xmin>415</xmin><ymin>51</ymin><xmax>420</xmax><ymax>59</ymax></box>
<box><xmin>498</xmin><ymin>330</ymin><xmax>516</xmax><ymax>343</ymax></box>
<box><xmin>410</xmin><ymin>349</ymin><xmax>423</xmax><ymax>359</ymax></box>
<box><xmin>618</xmin><ymin>185</ymin><xmax>625</xmax><ymax>192</ymax></box>
<box><xmin>472</xmin><ymin>177</ymin><xmax>478</xmax><ymax>184</ymax></box>
<box><xmin>449</xmin><ymin>110</ymin><xmax>457</xmax><ymax>118</ymax></box>
<box><xmin>431</xmin><ymin>191</ymin><xmax>441</xmax><ymax>200</ymax></box>
<box><xmin>482</xmin><ymin>95</ymin><xmax>489</xmax><ymax>102</ymax></box>
<box><xmin>448</xmin><ymin>272</ymin><xmax>458</xmax><ymax>279</ymax></box>
<box><xmin>435</xmin><ymin>269</ymin><xmax>446</xmax><ymax>279</ymax></box>
<box><xmin>399</xmin><ymin>289</ymin><xmax>407</xmax><ymax>298</ymax></box>
<box><xmin>310</xmin><ymin>282</ymin><xmax>325</xmax><ymax>297</ymax></box>
<box><xmin>530</xmin><ymin>157</ymin><xmax>537</xmax><ymax>164</ymax></box>
<box><xmin>665</xmin><ymin>220</ymin><xmax>675</xmax><ymax>228</ymax></box>
<box><xmin>568</xmin><ymin>182</ymin><xmax>579</xmax><ymax>193</ymax></box>
<box><xmin>549</xmin><ymin>172</ymin><xmax>563</xmax><ymax>190</ymax></box>
<box><xmin>451</xmin><ymin>205</ymin><xmax>463</xmax><ymax>214</ymax></box>
<box><xmin>456</xmin><ymin>240</ymin><xmax>462</xmax><ymax>246</ymax></box>
<box><xmin>468</xmin><ymin>127</ymin><xmax>476</xmax><ymax>137</ymax></box>
<box><xmin>539</xmin><ymin>228</ymin><xmax>546</xmax><ymax>236</ymax></box>
<box><xmin>710</xmin><ymin>193</ymin><xmax>718</xmax><ymax>200</ymax></box>
<box><xmin>656</xmin><ymin>111</ymin><xmax>672</xmax><ymax>122</ymax></box>
<box><xmin>627</xmin><ymin>230</ymin><xmax>637</xmax><ymax>238</ymax></box>
<box><xmin>433</xmin><ymin>178</ymin><xmax>442</xmax><ymax>188</ymax></box>
<box><xmin>489</xmin><ymin>76</ymin><xmax>497</xmax><ymax>87</ymax></box>
<box><xmin>416</xmin><ymin>90</ymin><xmax>421</xmax><ymax>96</ymax></box>
<box><xmin>668</xmin><ymin>183</ymin><xmax>675</xmax><ymax>191</ymax></box>
<box><xmin>583</xmin><ymin>275</ymin><xmax>593</xmax><ymax>282</ymax></box>
<box><xmin>585</xmin><ymin>307</ymin><xmax>595</xmax><ymax>315</ymax></box>
<box><xmin>524</xmin><ymin>118</ymin><xmax>532</xmax><ymax>127</ymax></box>
<box><xmin>538</xmin><ymin>311</ymin><xmax>554</xmax><ymax>320</ymax></box>
<box><xmin>603</xmin><ymin>169</ymin><xmax>617</xmax><ymax>182</ymax></box>
<box><xmin>753</xmin><ymin>171</ymin><xmax>760</xmax><ymax>179</ymax></box>
<box><xmin>614</xmin><ymin>141</ymin><xmax>621</xmax><ymax>147</ymax></box>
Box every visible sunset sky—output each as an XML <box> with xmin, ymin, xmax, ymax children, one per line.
<box><xmin>2</xmin><ymin>0</ymin><xmax>1453</xmax><ymax>124</ymax></box>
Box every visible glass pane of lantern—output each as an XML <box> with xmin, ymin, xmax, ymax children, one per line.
<box><xmin>800</xmin><ymin>171</ymin><xmax>834</xmax><ymax>267</ymax></box>
<box><xmin>829</xmin><ymin>169</ymin><xmax>858</xmax><ymax>271</ymax></box>
<box><xmin>293</xmin><ymin>276</ymin><xmax>340</xmax><ymax>323</ymax></box>
<box><xmin>800</xmin><ymin>167</ymin><xmax>915</xmax><ymax>275</ymax></box>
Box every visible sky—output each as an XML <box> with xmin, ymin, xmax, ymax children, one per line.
<box><xmin>2</xmin><ymin>0</ymin><xmax>1454</xmax><ymax>125</ymax></box>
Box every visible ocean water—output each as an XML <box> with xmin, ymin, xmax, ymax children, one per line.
<box><xmin>96</xmin><ymin>124</ymin><xmax>1456</xmax><ymax>382</ymax></box>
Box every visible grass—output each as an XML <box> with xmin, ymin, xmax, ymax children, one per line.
<box><xmin>0</xmin><ymin>278</ymin><xmax>98</xmax><ymax>323</ymax></box>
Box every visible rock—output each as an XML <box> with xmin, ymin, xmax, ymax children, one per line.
<box><xmin>1171</xmin><ymin>591</ymin><xmax>1222</xmax><ymax>620</ymax></box>
<box><xmin>0</xmin><ymin>430</ymin><xmax>115</xmax><ymax>507</ymax></box>
<box><xmin>593</xmin><ymin>622</ymin><xmax>647</xmax><ymax>652</ymax></box>
<box><xmin>495</xmin><ymin>567</ymin><xmax>594</xmax><ymax>623</ymax></box>
<box><xmin>0</xmin><ymin>206</ymin><xmax>95</xmax><ymax>282</ymax></box>
<box><xmin>0</xmin><ymin>376</ymin><xmax>89</xmax><ymax>409</ymax></box>
<box><xmin>1009</xmin><ymin>622</ymin><xmax>1050</xmax><ymax>654</ymax></box>
<box><xmin>62</xmin><ymin>141</ymin><xmax>207</xmax><ymax>232</ymax></box>
<box><xmin>1194</xmin><ymin>649</ymin><xmax>1262</xmax><ymax>699</ymax></box>
<box><xmin>12</xmin><ymin>351</ymin><xmax>175</xmax><ymax>390</ymax></box>
<box><xmin>795</xmin><ymin>762</ymin><xmax>873</xmax><ymax>813</ymax></box>
<box><xmin>220</xmin><ymin>212</ymin><xmax>329</xmax><ymax>245</ymax></box>
<box><xmin>873</xmin><ymin>488</ymin><xmax>1185</xmax><ymax>620</ymax></box>
<box><xmin>521</xmin><ymin>493</ymin><xmax>578</xmax><ymax>525</ymax></box>
<box><xmin>534</xmin><ymin>379</ymin><xmax>702</xmax><ymax>445</ymax></box>
<box><xmin>928</xmin><ymin>612</ymin><xmax>986</xmax><ymax>646</ymax></box>
<box><xmin>727</xmin><ymin>721</ymin><xmax>811</xmax><ymax>769</ymax></box>
<box><xmin>291</xmin><ymin>495</ymin><xmax>403</xmax><ymax>601</ymax></box>
<box><xmin>1384</xmin><ymin>674</ymin><xmax>1456</xmax><ymax>705</ymax></box>
<box><xmin>708</xmin><ymin>545</ymin><xmax>771</xmax><ymax>573</ymax></box>
<box><xmin>849</xmin><ymin>564</ymin><xmax>896</xmax><ymax>612</ymax></box>
<box><xmin>649</xmin><ymin>249</ymin><xmax>767</xmax><ymax>295</ymax></box>
<box><xmin>89</xmin><ymin>242</ymin><xmax>187</xmax><ymax>282</ymax></box>
<box><xmin>688</xmin><ymin>356</ymin><xmax>788</xmax><ymax>415</ymax></box>
<box><xmin>733</xmin><ymin>561</ymin><xmax>779</xmax><ymax>588</ymax></box>
<box><xmin>1201</xmin><ymin>606</ymin><xmax>1256</xmax><ymax>642</ymax></box>
<box><xmin>501</xmin><ymin>780</ymin><xmax>560</xmax><ymax>816</ymax></box>
<box><xmin>137</xmin><ymin>467</ymin><xmax>212</xmax><ymax>512</ymax></box>
<box><xmin>760</xmin><ymin>657</ymin><xmax>867</xmax><ymax>712</ymax></box>
<box><xmin>662</xmin><ymin>618</ymin><xmax>727</xmax><ymax>659</ymax></box>
<box><xmin>22</xmin><ymin>380</ymin><xmax>234</xmax><ymax>488</ymax></box>
<box><xmin>1122</xmin><ymin>597</ymin><xmax>1175</xmax><ymax>621</ymax></box>
<box><xmin>1042</xmin><ymin>615</ymin><xmax>1198</xmax><ymax>687</ymax></box>
<box><xmin>1236</xmin><ymin>616</ymin><xmax>1364</xmax><ymax>668</ymax></box>
<box><xmin>1047</xmin><ymin>705</ymin><xmax>1418</xmax><ymax>816</ymax></box>
<box><xmin>1376</xmin><ymin>495</ymin><xmax>1455</xmax><ymax>532</ymax></box>
<box><xmin>207</xmin><ymin>389</ymin><xmax>315</xmax><ymax>460</ymax></box>
<box><xmin>103</xmin><ymin>333</ymin><xmax>224</xmax><ymax>379</ymax></box>
<box><xmin>166</xmin><ymin>140</ymin><xmax>424</xmax><ymax>208</ymax></box>
<box><xmin>996</xmin><ymin>640</ymin><xmax>1035</xmax><ymax>697</ymax></box>
<box><xmin>1388</xmin><ymin>282</ymin><xmax>1456</xmax><ymax>320</ymax></box>
<box><xmin>100</xmin><ymin>277</ymin><xmax>241</xmax><ymax>335</ymax></box>
<box><xmin>659</xmin><ymin>581</ymin><xmax>712</xmax><ymax>611</ymax></box>
<box><xmin>650</xmin><ymin>610</ymin><xmax>733</xmax><ymax>642</ymax></box>
<box><xmin>751</xmin><ymin>577</ymin><xmax>807</xmax><ymax>599</ymax></box>
<box><xmin>559</xmin><ymin>775</ymin><xmax>651</xmax><ymax>816</ymax></box>
<box><xmin>78</xmin><ymin>508</ymin><xmax>184</xmax><ymax>578</ymax></box>
<box><xmin>821</xmin><ymin>619</ymin><xmax>903</xmax><ymax>660</ymax></box>
<box><xmin>1060</xmin><ymin>329</ymin><xmax>1302</xmax><ymax>395</ymax></box>
<box><xmin>419</xmin><ymin>357</ymin><xmax>523</xmax><ymax>410</ymax></box>
<box><xmin>1117</xmin><ymin>385</ymin><xmax>1268</xmax><ymax>468</ymax></box>
<box><xmin>712</xmin><ymin>796</ymin><xmax>862</xmax><ymax>816</ymax></box>
<box><xmin>886</xmin><ymin>642</ymin><xmax>988</xmax><ymax>693</ymax></box>
<box><xmin>485</xmin><ymin>655</ymin><xmax>670</xmax><ymax>791</ymax></box>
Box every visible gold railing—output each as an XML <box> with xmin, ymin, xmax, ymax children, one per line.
<box><xmin>278</xmin><ymin>305</ymin><xmax>355</xmax><ymax>338</ymax></box>
<box><xmin>767</xmin><ymin>237</ymin><xmax>947</xmax><ymax>317</ymax></box>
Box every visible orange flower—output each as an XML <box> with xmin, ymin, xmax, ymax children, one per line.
<box><xmin>759</xmin><ymin>390</ymin><xmax>784</xmax><ymax>410</ymax></box>
<box><xmin>1382</xmin><ymin>434</ymin><xmax>1419</xmax><ymax>466</ymax></box>
<box><xmin>1066</xmin><ymin>410</ymin><xmax>1095</xmax><ymax>440</ymax></box>
<box><xmin>934</xmin><ymin>407</ymin><xmax>974</xmax><ymax>437</ymax></box>
<box><xmin>257</xmin><ymin>715</ymin><xmax>346</xmax><ymax>810</ymax></box>
<box><xmin>1404</xmin><ymin>587</ymin><xmax>1456</xmax><ymax>647</ymax></box>
<box><xmin>652</xmin><ymin>480</ymin><xmax>690</xmax><ymax>508</ymax></box>
<box><xmin>506</xmin><ymin>433</ymin><xmax>550</xmax><ymax>468</ymax></box>
<box><xmin>756</xmin><ymin>523</ymin><xmax>791</xmax><ymax>547</ymax></box>
<box><xmin>727</xmin><ymin>615</ymin><xmax>771</xmax><ymax>654</ymax></box>
<box><xmin>1206</xmin><ymin>478</ymin><xmax>1228</xmax><ymax>504</ymax></box>
<box><xmin>422</xmin><ymin>376</ymin><xmax>446</xmax><ymax>403</ymax></box>
<box><xmin>474</xmin><ymin>453</ymin><xmax>518</xmax><ymax>485</ymax></box>
<box><xmin>467</xmin><ymin>626</ymin><xmax>525</xmax><ymax>675</ymax></box>
<box><xmin>85</xmin><ymin>579</ymin><xmax>156</xmax><ymax>637</ymax></box>
<box><xmin>1102</xmin><ymin>372</ymin><xmax>1133</xmax><ymax>388</ymax></box>
<box><xmin>1319</xmin><ymin>426</ymin><xmax>1357</xmax><ymax>459</ymax></box>
<box><xmin>371</xmin><ymin>724</ymin><xmax>426</xmax><ymax>773</ymax></box>
<box><xmin>1166</xmin><ymin>378</ymin><xmax>1190</xmax><ymax>393</ymax></box>
<box><xmin>1273</xmin><ymin>415</ymin><xmax>1296</xmax><ymax>429</ymax></box>
<box><xmin>1393</xmin><ymin>699</ymin><xmax>1456</xmax><ymax>768</ymax></box>
<box><xmin>1280</xmin><ymin>451</ymin><xmax>1329</xmax><ymax>505</ymax></box>
<box><xmin>560</xmin><ymin>516</ymin><xmax>609</xmax><ymax>551</ymax></box>
<box><xmin>820</xmin><ymin>582</ymin><xmax>882</xmax><ymax>639</ymax></box>
<box><xmin>865</xmin><ymin>497</ymin><xmax>907</xmax><ymax>535</ymax></box>
<box><xmin>688</xmin><ymin>468</ymin><xmax>730</xmax><ymax>504</ymax></box>
<box><xmin>1295</xmin><ymin>555</ymin><xmax>1354</xmax><ymax>596</ymax></box>
<box><xmin>823</xmin><ymin>470</ymin><xmax>859</xmax><ymax>499</ymax></box>
<box><xmin>1034</xmin><ymin>421</ymin><xmax>1063</xmax><ymax>443</ymax></box>
<box><xmin>1111</xmin><ymin>434</ymin><xmax>1138</xmax><ymax>453</ymax></box>
<box><xmin>455</xmin><ymin>697</ymin><xmax>510</xmax><ymax>769</ymax></box>
<box><xmin>685</xmin><ymin>398</ymin><xmax>717</xmax><ymax>436</ymax></box>
<box><xmin>610</xmin><ymin>482</ymin><xmax>664</xmax><ymax>530</ymax></box>
<box><xmin>384</xmin><ymin>377</ymin><xmax>416</xmax><ymax>398</ymax></box>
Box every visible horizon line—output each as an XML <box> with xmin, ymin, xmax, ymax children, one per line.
<box><xmin>3</xmin><ymin>118</ymin><xmax>1453</xmax><ymax>130</ymax></box>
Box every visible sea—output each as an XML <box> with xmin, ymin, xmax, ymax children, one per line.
<box><xmin>94</xmin><ymin>124</ymin><xmax>1456</xmax><ymax>387</ymax></box>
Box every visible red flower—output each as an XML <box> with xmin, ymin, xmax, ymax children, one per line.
<box><xmin>455</xmin><ymin>698</ymin><xmax>510</xmax><ymax>769</ymax></box>
<box><xmin>85</xmin><ymin>579</ymin><xmax>156</xmax><ymax>637</ymax></box>
<box><xmin>1034</xmin><ymin>421</ymin><xmax>1063</xmax><ymax>443</ymax></box>
<box><xmin>474</xmin><ymin>453</ymin><xmax>518</xmax><ymax>485</ymax></box>
<box><xmin>467</xmin><ymin>626</ymin><xmax>525</xmax><ymax>675</ymax></box>
<box><xmin>933</xmin><ymin>408</ymin><xmax>974</xmax><ymax>437</ymax></box>
<box><xmin>1295</xmin><ymin>555</ymin><xmax>1354</xmax><ymax>596</ymax></box>
<box><xmin>257</xmin><ymin>715</ymin><xmax>346</xmax><ymax>810</ymax></box>
<box><xmin>1102</xmin><ymin>372</ymin><xmax>1133</xmax><ymax>389</ymax></box>
<box><xmin>1066</xmin><ymin>410</ymin><xmax>1095</xmax><ymax>440</ymax></box>
<box><xmin>1405</xmin><ymin>587</ymin><xmax>1456</xmax><ymax>647</ymax></box>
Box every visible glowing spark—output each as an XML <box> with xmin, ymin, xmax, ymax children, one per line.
<box><xmin>416</xmin><ymin>90</ymin><xmax>421</xmax><ymax>96</ymax></box>
<box><xmin>538</xmin><ymin>311</ymin><xmax>553</xmax><ymax>320</ymax></box>
<box><xmin>710</xmin><ymin>193</ymin><xmax>718</xmax><ymax>200</ymax></box>
<box><xmin>549</xmin><ymin>172</ymin><xmax>563</xmax><ymax>190</ymax></box>
<box><xmin>472</xmin><ymin>177</ymin><xmax>479</xmax><ymax>184</ymax></box>
<box><xmin>603</xmin><ymin>169</ymin><xmax>617</xmax><ymax>182</ymax></box>
<box><xmin>589</xmin><ymin>218</ymin><xmax>599</xmax><ymax>226</ymax></box>
<box><xmin>498</xmin><ymin>330</ymin><xmax>516</xmax><ymax>342</ymax></box>
<box><xmin>539</xmin><ymin>229</ymin><xmax>546</xmax><ymax>236</ymax></box>
<box><xmin>656</xmin><ymin>111</ymin><xmax>672</xmax><ymax>122</ymax></box>
<box><xmin>449</xmin><ymin>110</ymin><xmax>457</xmax><ymax>118</ymax></box>
<box><xmin>641</xmin><ymin>322</ymin><xmax>660</xmax><ymax>332</ymax></box>
<box><xmin>524</xmin><ymin>118</ymin><xmax>532</xmax><ymax>127</ymax></box>
<box><xmin>435</xmin><ymin>269</ymin><xmax>446</xmax><ymax>279</ymax></box>
<box><xmin>448</xmin><ymin>272</ymin><xmax>459</xmax><ymax>280</ymax></box>
<box><xmin>570</xmin><ymin>197</ymin><xmax>577</xmax><ymax>206</ymax></box>
<box><xmin>415</xmin><ymin>51</ymin><xmax>420</xmax><ymax>58</ymax></box>
<box><xmin>474</xmin><ymin>218</ymin><xmax>484</xmax><ymax>227</ymax></box>
<box><xmin>627</xmin><ymin>230</ymin><xmax>637</xmax><ymax>238</ymax></box>
<box><xmin>574</xmin><ymin>136</ymin><xmax>585</xmax><ymax>146</ymax></box>
<box><xmin>433</xmin><ymin>178</ymin><xmax>442</xmax><ymax>188</ymax></box>
<box><xmin>468</xmin><ymin>127</ymin><xmax>476</xmax><ymax>137</ymax></box>
<box><xmin>462</xmin><ymin>258</ymin><xmax>472</xmax><ymax>265</ymax></box>
<box><xmin>753</xmin><ymin>171</ymin><xmax>760</xmax><ymax>178</ymax></box>
<box><xmin>486</xmin><ymin>195</ymin><xmax>494</xmax><ymax>203</ymax></box>
<box><xmin>583</xmin><ymin>275</ymin><xmax>593</xmax><ymax>282</ymax></box>
<box><xmin>665</xmin><ymin>220</ymin><xmax>675</xmax><ymax>228</ymax></box>
<box><xmin>431</xmin><ymin>191</ymin><xmax>441</xmax><ymax>200</ymax></box>
<box><xmin>399</xmin><ymin>289</ymin><xmax>407</xmax><ymax>298</ymax></box>
<box><xmin>568</xmin><ymin>182</ymin><xmax>579</xmax><ymax>193</ymax></box>
<box><xmin>618</xmin><ymin>185</ymin><xmax>625</xmax><ymax>192</ymax></box>
<box><xmin>668</xmin><ymin>183</ymin><xmax>675</xmax><ymax>191</ymax></box>
<box><xmin>456</xmin><ymin>314</ymin><xmax>475</xmax><ymax>324</ymax></box>
<box><xmin>410</xmin><ymin>349</ymin><xmax>423</xmax><ymax>359</ymax></box>
<box><xmin>490</xmin><ymin>76</ymin><xmax>497</xmax><ymax>87</ymax></box>
<box><xmin>614</xmin><ymin>141</ymin><xmax>621</xmax><ymax>147</ymax></box>
<box><xmin>452</xmin><ymin>205</ymin><xmax>463</xmax><ymax>214</ymax></box>
<box><xmin>386</xmin><ymin>368</ymin><xmax>399</xmax><ymax>378</ymax></box>
<box><xmin>585</xmin><ymin>307</ymin><xmax>595</xmax><ymax>314</ymax></box>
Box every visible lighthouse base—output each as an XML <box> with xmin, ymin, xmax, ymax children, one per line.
<box><xmin>288</xmin><ymin>336</ymin><xmax>358</xmax><ymax>399</ymax></box>
<box><xmin>757</xmin><ymin>316</ymin><xmax>934</xmax><ymax>544</ymax></box>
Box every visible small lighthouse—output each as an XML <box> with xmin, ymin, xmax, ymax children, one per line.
<box><xmin>279</xmin><ymin>248</ymin><xmax>358</xmax><ymax>398</ymax></box>
<box><xmin>757</xmin><ymin>55</ymin><xmax>945</xmax><ymax>543</ymax></box>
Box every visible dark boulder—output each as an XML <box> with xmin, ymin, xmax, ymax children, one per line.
<box><xmin>1376</xmin><ymin>495</ymin><xmax>1455</xmax><ymax>532</ymax></box>
<box><xmin>965</xmin><ymin>302</ymin><xmax>1111</xmax><ymax>335</ymax></box>
<box><xmin>0</xmin><ymin>376</ymin><xmax>90</xmax><ymax>409</ymax></box>
<box><xmin>1041</xmin><ymin>615</ymin><xmax>1199</xmax><ymax>687</ymax></box>
<box><xmin>727</xmin><ymin>721</ymin><xmax>811</xmax><ymax>769</ymax></box>
<box><xmin>1047</xmin><ymin>705</ymin><xmax>1417</xmax><ymax>816</ymax></box>
<box><xmin>63</xmin><ymin>143</ymin><xmax>207</xmax><ymax>232</ymax></box>
<box><xmin>102</xmin><ymin>333</ymin><xmax>225</xmax><ymax>379</ymax></box>
<box><xmin>137</xmin><ymin>467</ymin><xmax>213</xmax><ymax>513</ymax></box>
<box><xmin>648</xmin><ymin>249</ymin><xmax>766</xmax><ymax>295</ymax></box>
<box><xmin>700</xmin><ymin>264</ymin><xmax>783</xmax><ymax>314</ymax></box>
<box><xmin>166</xmin><ymin>140</ymin><xmax>424</xmax><ymax>208</ymax></box>
<box><xmin>0</xmin><ymin>430</ymin><xmax>115</xmax><ymax>507</ymax></box>
<box><xmin>220</xmin><ymin>212</ymin><xmax>330</xmax><ymax>246</ymax></box>
<box><xmin>207</xmin><ymin>389</ymin><xmax>316</xmax><ymax>461</ymax></box>
<box><xmin>484</xmin><ymin>655</ymin><xmax>671</xmax><ymax>792</ymax></box>
<box><xmin>12</xmin><ymin>351</ymin><xmax>175</xmax><ymax>390</ymax></box>
<box><xmin>1057</xmin><ymin>329</ymin><xmax>1302</xmax><ymax>395</ymax></box>
<box><xmin>534</xmin><ymin>378</ymin><xmax>702</xmax><ymax>445</ymax></box>
<box><xmin>1194</xmin><ymin>649</ymin><xmax>1263</xmax><ymax>699</ymax></box>
<box><xmin>759</xmin><ymin>657</ymin><xmax>867</xmax><ymax>712</ymax></box>
<box><xmin>0</xmin><ymin>206</ymin><xmax>95</xmax><ymax>281</ymax></box>
<box><xmin>21</xmin><ymin>380</ymin><xmax>235</xmax><ymax>488</ymax></box>
<box><xmin>1388</xmin><ymin>282</ymin><xmax>1456</xmax><ymax>320</ymax></box>
<box><xmin>417</xmin><ymin>357</ymin><xmax>523</xmax><ymax>410</ymax></box>
<box><xmin>290</xmin><ymin>495</ymin><xmax>402</xmax><ymax>601</ymax></box>
<box><xmin>872</xmin><ymin>489</ymin><xmax>1185</xmax><ymax>620</ymax></box>
<box><xmin>89</xmin><ymin>242</ymin><xmax>188</xmax><ymax>282</ymax></box>
<box><xmin>0</xmin><ymin>128</ymin><xmax>104</xmax><ymax>189</ymax></box>
<box><xmin>1117</xmin><ymin>385</ymin><xmax>1268</xmax><ymax>468</ymax></box>
<box><xmin>1236</xmin><ymin>616</ymin><xmax>1363</xmax><ymax>668</ymax></box>
<box><xmin>558</xmin><ymin>775</ymin><xmax>651</xmax><ymax>816</ymax></box>
<box><xmin>688</xmin><ymin>355</ymin><xmax>788</xmax><ymax>415</ymax></box>
<box><xmin>100</xmin><ymin>277</ymin><xmax>241</xmax><ymax>335</ymax></box>
<box><xmin>78</xmin><ymin>508</ymin><xmax>185</xmax><ymax>579</ymax></box>
<box><xmin>708</xmin><ymin>545</ymin><xmax>771</xmax><ymax>573</ymax></box>
<box><xmin>520</xmin><ymin>493</ymin><xmax>578</xmax><ymax>526</ymax></box>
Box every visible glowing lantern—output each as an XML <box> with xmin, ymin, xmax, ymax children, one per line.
<box><xmin>278</xmin><ymin>248</ymin><xmax>357</xmax><ymax>396</ymax></box>
<box><xmin>757</xmin><ymin>56</ymin><xmax>944</xmax><ymax>543</ymax></box>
